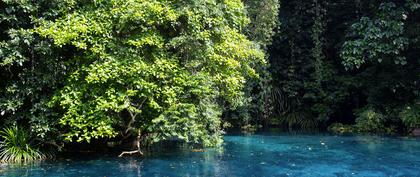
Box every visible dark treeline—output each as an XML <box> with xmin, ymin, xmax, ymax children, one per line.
<box><xmin>265</xmin><ymin>0</ymin><xmax>419</xmax><ymax>133</ymax></box>
<box><xmin>0</xmin><ymin>0</ymin><xmax>419</xmax><ymax>163</ymax></box>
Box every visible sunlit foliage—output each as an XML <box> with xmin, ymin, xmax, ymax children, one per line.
<box><xmin>37</xmin><ymin>0</ymin><xmax>264</xmax><ymax>146</ymax></box>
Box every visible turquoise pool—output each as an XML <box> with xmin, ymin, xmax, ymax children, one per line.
<box><xmin>1</xmin><ymin>133</ymin><xmax>419</xmax><ymax>177</ymax></box>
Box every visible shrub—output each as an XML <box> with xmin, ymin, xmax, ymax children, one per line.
<box><xmin>353</xmin><ymin>107</ymin><xmax>396</xmax><ymax>133</ymax></box>
<box><xmin>328</xmin><ymin>123</ymin><xmax>356</xmax><ymax>134</ymax></box>
<box><xmin>329</xmin><ymin>107</ymin><xmax>397</xmax><ymax>134</ymax></box>
<box><xmin>279</xmin><ymin>111</ymin><xmax>319</xmax><ymax>131</ymax></box>
<box><xmin>400</xmin><ymin>100</ymin><xmax>420</xmax><ymax>129</ymax></box>
<box><xmin>354</xmin><ymin>108</ymin><xmax>386</xmax><ymax>132</ymax></box>
<box><xmin>241</xmin><ymin>124</ymin><xmax>262</xmax><ymax>134</ymax></box>
<box><xmin>0</xmin><ymin>126</ymin><xmax>46</xmax><ymax>163</ymax></box>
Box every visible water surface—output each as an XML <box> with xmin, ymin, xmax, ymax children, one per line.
<box><xmin>1</xmin><ymin>133</ymin><xmax>420</xmax><ymax>177</ymax></box>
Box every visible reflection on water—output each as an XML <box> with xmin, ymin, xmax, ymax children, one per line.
<box><xmin>1</xmin><ymin>133</ymin><xmax>420</xmax><ymax>177</ymax></box>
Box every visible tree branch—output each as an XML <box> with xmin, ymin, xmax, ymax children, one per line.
<box><xmin>124</xmin><ymin>98</ymin><xmax>147</xmax><ymax>134</ymax></box>
<box><xmin>118</xmin><ymin>129</ymin><xmax>143</xmax><ymax>157</ymax></box>
<box><xmin>118</xmin><ymin>149</ymin><xmax>143</xmax><ymax>157</ymax></box>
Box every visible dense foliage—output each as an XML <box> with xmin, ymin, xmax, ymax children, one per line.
<box><xmin>227</xmin><ymin>0</ymin><xmax>279</xmax><ymax>130</ymax></box>
<box><xmin>1</xmin><ymin>0</ymin><xmax>266</xmax><ymax>158</ymax></box>
<box><xmin>1</xmin><ymin>0</ymin><xmax>419</xmax><ymax>161</ymax></box>
<box><xmin>268</xmin><ymin>0</ymin><xmax>419</xmax><ymax>132</ymax></box>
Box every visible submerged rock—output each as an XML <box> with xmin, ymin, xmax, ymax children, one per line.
<box><xmin>412</xmin><ymin>128</ymin><xmax>420</xmax><ymax>136</ymax></box>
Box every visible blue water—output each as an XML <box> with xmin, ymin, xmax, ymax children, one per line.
<box><xmin>1</xmin><ymin>133</ymin><xmax>420</xmax><ymax>177</ymax></box>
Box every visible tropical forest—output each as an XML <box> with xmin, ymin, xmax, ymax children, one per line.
<box><xmin>0</xmin><ymin>0</ymin><xmax>419</xmax><ymax>176</ymax></box>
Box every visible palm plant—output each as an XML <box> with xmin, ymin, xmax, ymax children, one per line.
<box><xmin>0</xmin><ymin>126</ymin><xmax>46</xmax><ymax>163</ymax></box>
<box><xmin>280</xmin><ymin>111</ymin><xmax>319</xmax><ymax>131</ymax></box>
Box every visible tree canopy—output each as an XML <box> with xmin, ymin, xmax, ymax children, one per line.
<box><xmin>38</xmin><ymin>0</ymin><xmax>265</xmax><ymax>145</ymax></box>
<box><xmin>1</xmin><ymin>0</ymin><xmax>266</xmax><ymax>153</ymax></box>
<box><xmin>1</xmin><ymin>0</ymin><xmax>419</xmax><ymax>160</ymax></box>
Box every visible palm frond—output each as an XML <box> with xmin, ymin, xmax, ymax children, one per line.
<box><xmin>0</xmin><ymin>126</ymin><xmax>46</xmax><ymax>163</ymax></box>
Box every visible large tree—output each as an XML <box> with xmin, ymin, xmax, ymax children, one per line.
<box><xmin>36</xmin><ymin>0</ymin><xmax>264</xmax><ymax>154</ymax></box>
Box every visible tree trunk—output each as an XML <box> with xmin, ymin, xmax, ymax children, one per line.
<box><xmin>118</xmin><ymin>129</ymin><xmax>143</xmax><ymax>157</ymax></box>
